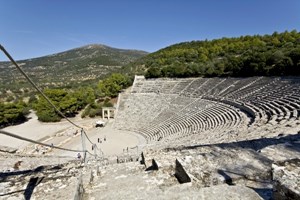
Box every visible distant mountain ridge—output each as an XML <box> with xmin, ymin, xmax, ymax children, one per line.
<box><xmin>0</xmin><ymin>44</ymin><xmax>148</xmax><ymax>96</ymax></box>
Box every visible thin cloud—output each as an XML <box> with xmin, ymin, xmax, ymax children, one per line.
<box><xmin>66</xmin><ymin>37</ymin><xmax>84</xmax><ymax>44</ymax></box>
<box><xmin>10</xmin><ymin>30</ymin><xmax>34</xmax><ymax>34</ymax></box>
<box><xmin>33</xmin><ymin>39</ymin><xmax>54</xmax><ymax>48</ymax></box>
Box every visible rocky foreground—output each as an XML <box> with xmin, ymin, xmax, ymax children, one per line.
<box><xmin>0</xmin><ymin>132</ymin><xmax>299</xmax><ymax>199</ymax></box>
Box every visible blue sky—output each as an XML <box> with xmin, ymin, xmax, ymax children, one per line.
<box><xmin>1</xmin><ymin>0</ymin><xmax>300</xmax><ymax>61</ymax></box>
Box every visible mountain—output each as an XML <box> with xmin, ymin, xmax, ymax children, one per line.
<box><xmin>124</xmin><ymin>30</ymin><xmax>300</xmax><ymax>78</ymax></box>
<box><xmin>0</xmin><ymin>44</ymin><xmax>148</xmax><ymax>97</ymax></box>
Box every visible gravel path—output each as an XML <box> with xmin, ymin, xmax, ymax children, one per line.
<box><xmin>1</xmin><ymin>112</ymin><xmax>71</xmax><ymax>149</ymax></box>
<box><xmin>0</xmin><ymin>111</ymin><xmax>146</xmax><ymax>158</ymax></box>
<box><xmin>52</xmin><ymin>120</ymin><xmax>146</xmax><ymax>158</ymax></box>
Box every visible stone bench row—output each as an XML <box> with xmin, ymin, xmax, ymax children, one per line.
<box><xmin>131</xmin><ymin>77</ymin><xmax>300</xmax><ymax>107</ymax></box>
<box><xmin>135</xmin><ymin>99</ymin><xmax>213</xmax><ymax>140</ymax></box>
<box><xmin>114</xmin><ymin>94</ymin><xmax>175</xmax><ymax>130</ymax></box>
<box><xmin>115</xmin><ymin>93</ymin><xmax>250</xmax><ymax>143</ymax></box>
<box><xmin>115</xmin><ymin>76</ymin><xmax>300</xmax><ymax>143</ymax></box>
<box><xmin>114</xmin><ymin>95</ymin><xmax>195</xmax><ymax>132</ymax></box>
<box><xmin>138</xmin><ymin>102</ymin><xmax>243</xmax><ymax>142</ymax></box>
<box><xmin>161</xmin><ymin>105</ymin><xmax>244</xmax><ymax>143</ymax></box>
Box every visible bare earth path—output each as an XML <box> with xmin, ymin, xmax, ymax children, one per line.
<box><xmin>52</xmin><ymin>120</ymin><xmax>146</xmax><ymax>158</ymax></box>
<box><xmin>0</xmin><ymin>111</ymin><xmax>146</xmax><ymax>158</ymax></box>
<box><xmin>1</xmin><ymin>111</ymin><xmax>73</xmax><ymax>149</ymax></box>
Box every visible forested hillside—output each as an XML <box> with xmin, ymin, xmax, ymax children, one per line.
<box><xmin>0</xmin><ymin>73</ymin><xmax>131</xmax><ymax>126</ymax></box>
<box><xmin>124</xmin><ymin>30</ymin><xmax>300</xmax><ymax>78</ymax></box>
<box><xmin>0</xmin><ymin>44</ymin><xmax>147</xmax><ymax>101</ymax></box>
<box><xmin>0</xmin><ymin>43</ymin><xmax>144</xmax><ymax>126</ymax></box>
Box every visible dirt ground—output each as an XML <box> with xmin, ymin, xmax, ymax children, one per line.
<box><xmin>0</xmin><ymin>111</ymin><xmax>145</xmax><ymax>158</ymax></box>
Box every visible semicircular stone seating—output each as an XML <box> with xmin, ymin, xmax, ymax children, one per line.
<box><xmin>114</xmin><ymin>76</ymin><xmax>300</xmax><ymax>145</ymax></box>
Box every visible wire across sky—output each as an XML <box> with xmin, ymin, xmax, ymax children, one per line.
<box><xmin>0</xmin><ymin>44</ymin><xmax>100</xmax><ymax>157</ymax></box>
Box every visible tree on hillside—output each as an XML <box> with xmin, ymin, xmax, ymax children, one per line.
<box><xmin>34</xmin><ymin>87</ymin><xmax>96</xmax><ymax>122</ymax></box>
<box><xmin>145</xmin><ymin>66</ymin><xmax>161</xmax><ymax>78</ymax></box>
<box><xmin>34</xmin><ymin>89</ymin><xmax>67</xmax><ymax>122</ymax></box>
<box><xmin>0</xmin><ymin>101</ymin><xmax>29</xmax><ymax>127</ymax></box>
<box><xmin>127</xmin><ymin>30</ymin><xmax>300</xmax><ymax>78</ymax></box>
<box><xmin>98</xmin><ymin>73</ymin><xmax>131</xmax><ymax>97</ymax></box>
<box><xmin>72</xmin><ymin>87</ymin><xmax>95</xmax><ymax>109</ymax></box>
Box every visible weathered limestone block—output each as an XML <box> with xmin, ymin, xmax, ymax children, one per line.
<box><xmin>175</xmin><ymin>159</ymin><xmax>191</xmax><ymax>184</ymax></box>
<box><xmin>272</xmin><ymin>159</ymin><xmax>300</xmax><ymax>200</ymax></box>
<box><xmin>140</xmin><ymin>152</ymin><xmax>146</xmax><ymax>167</ymax></box>
<box><xmin>145</xmin><ymin>159</ymin><xmax>159</xmax><ymax>171</ymax></box>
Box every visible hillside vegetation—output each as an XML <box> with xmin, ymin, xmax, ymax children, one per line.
<box><xmin>0</xmin><ymin>73</ymin><xmax>131</xmax><ymax>126</ymax></box>
<box><xmin>2</xmin><ymin>31</ymin><xmax>300</xmax><ymax>126</ymax></box>
<box><xmin>33</xmin><ymin>73</ymin><xmax>131</xmax><ymax>122</ymax></box>
<box><xmin>0</xmin><ymin>44</ymin><xmax>147</xmax><ymax>101</ymax></box>
<box><xmin>124</xmin><ymin>30</ymin><xmax>300</xmax><ymax>78</ymax></box>
<box><xmin>0</xmin><ymin>43</ymin><xmax>144</xmax><ymax>126</ymax></box>
<box><xmin>0</xmin><ymin>101</ymin><xmax>29</xmax><ymax>128</ymax></box>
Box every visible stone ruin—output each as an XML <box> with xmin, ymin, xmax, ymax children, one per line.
<box><xmin>1</xmin><ymin>76</ymin><xmax>300</xmax><ymax>199</ymax></box>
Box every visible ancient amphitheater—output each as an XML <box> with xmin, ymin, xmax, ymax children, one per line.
<box><xmin>1</xmin><ymin>76</ymin><xmax>300</xmax><ymax>199</ymax></box>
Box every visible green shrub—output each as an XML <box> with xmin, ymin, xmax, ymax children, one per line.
<box><xmin>0</xmin><ymin>102</ymin><xmax>29</xmax><ymax>127</ymax></box>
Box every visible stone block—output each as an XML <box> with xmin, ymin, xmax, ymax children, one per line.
<box><xmin>175</xmin><ymin>159</ymin><xmax>191</xmax><ymax>184</ymax></box>
<box><xmin>272</xmin><ymin>159</ymin><xmax>300</xmax><ymax>200</ymax></box>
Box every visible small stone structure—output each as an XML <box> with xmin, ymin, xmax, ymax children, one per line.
<box><xmin>102</xmin><ymin>107</ymin><xmax>115</xmax><ymax>119</ymax></box>
<box><xmin>175</xmin><ymin>159</ymin><xmax>191</xmax><ymax>184</ymax></box>
<box><xmin>140</xmin><ymin>152</ymin><xmax>146</xmax><ymax>167</ymax></box>
<box><xmin>145</xmin><ymin>159</ymin><xmax>159</xmax><ymax>171</ymax></box>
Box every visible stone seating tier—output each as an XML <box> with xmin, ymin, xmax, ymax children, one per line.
<box><xmin>114</xmin><ymin>76</ymin><xmax>300</xmax><ymax>144</ymax></box>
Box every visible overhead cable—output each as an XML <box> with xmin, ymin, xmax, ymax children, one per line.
<box><xmin>0</xmin><ymin>44</ymin><xmax>82</xmax><ymax>129</ymax></box>
<box><xmin>0</xmin><ymin>44</ymin><xmax>100</xmax><ymax>157</ymax></box>
<box><xmin>83</xmin><ymin>130</ymin><xmax>94</xmax><ymax>145</ymax></box>
<box><xmin>0</xmin><ymin>130</ymin><xmax>85</xmax><ymax>153</ymax></box>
